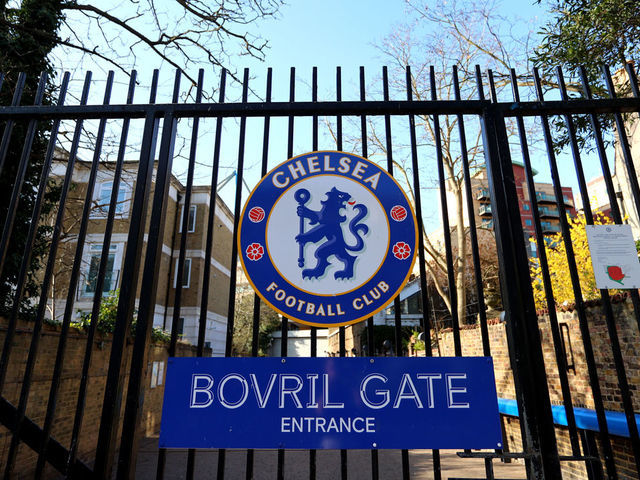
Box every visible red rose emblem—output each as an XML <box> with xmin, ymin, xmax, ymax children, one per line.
<box><xmin>392</xmin><ymin>241</ymin><xmax>411</xmax><ymax>260</ymax></box>
<box><xmin>607</xmin><ymin>265</ymin><xmax>625</xmax><ymax>285</ymax></box>
<box><xmin>246</xmin><ymin>243</ymin><xmax>264</xmax><ymax>261</ymax></box>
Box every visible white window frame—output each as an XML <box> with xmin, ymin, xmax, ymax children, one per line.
<box><xmin>81</xmin><ymin>243</ymin><xmax>123</xmax><ymax>297</ymax></box>
<box><xmin>174</xmin><ymin>258</ymin><xmax>192</xmax><ymax>288</ymax></box>
<box><xmin>91</xmin><ymin>180</ymin><xmax>131</xmax><ymax>219</ymax></box>
<box><xmin>179</xmin><ymin>204</ymin><xmax>197</xmax><ymax>233</ymax></box>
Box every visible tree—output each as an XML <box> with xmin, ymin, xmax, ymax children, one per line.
<box><xmin>0</xmin><ymin>0</ymin><xmax>64</xmax><ymax>319</ymax></box>
<box><xmin>0</xmin><ymin>0</ymin><xmax>282</xmax><ymax>319</ymax></box>
<box><xmin>532</xmin><ymin>0</ymin><xmax>640</xmax><ymax>151</ymax></box>
<box><xmin>534</xmin><ymin>0</ymin><xmax>639</xmax><ymax>80</ymax></box>
<box><xmin>4</xmin><ymin>1</ymin><xmax>282</xmax><ymax>86</ymax></box>
<box><xmin>530</xmin><ymin>212</ymin><xmax>617</xmax><ymax>309</ymax></box>
<box><xmin>361</xmin><ymin>0</ymin><xmax>530</xmax><ymax>326</ymax></box>
<box><xmin>232</xmin><ymin>287</ymin><xmax>281</xmax><ymax>356</ymax></box>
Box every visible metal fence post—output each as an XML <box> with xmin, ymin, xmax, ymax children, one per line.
<box><xmin>480</xmin><ymin>105</ymin><xmax>562</xmax><ymax>480</ymax></box>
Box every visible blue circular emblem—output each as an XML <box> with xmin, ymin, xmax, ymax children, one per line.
<box><xmin>238</xmin><ymin>151</ymin><xmax>417</xmax><ymax>328</ymax></box>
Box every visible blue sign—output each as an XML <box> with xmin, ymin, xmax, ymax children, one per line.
<box><xmin>238</xmin><ymin>151</ymin><xmax>418</xmax><ymax>328</ymax></box>
<box><xmin>159</xmin><ymin>357</ymin><xmax>502</xmax><ymax>450</ymax></box>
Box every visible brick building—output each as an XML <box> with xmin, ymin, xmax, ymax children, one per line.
<box><xmin>472</xmin><ymin>162</ymin><xmax>576</xmax><ymax>256</ymax></box>
<box><xmin>50</xmin><ymin>155</ymin><xmax>233</xmax><ymax>355</ymax></box>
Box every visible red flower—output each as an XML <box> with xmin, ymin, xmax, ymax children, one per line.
<box><xmin>393</xmin><ymin>242</ymin><xmax>411</xmax><ymax>260</ymax></box>
<box><xmin>246</xmin><ymin>243</ymin><xmax>264</xmax><ymax>261</ymax></box>
<box><xmin>607</xmin><ymin>265</ymin><xmax>625</xmax><ymax>285</ymax></box>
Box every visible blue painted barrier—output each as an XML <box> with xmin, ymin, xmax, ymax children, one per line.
<box><xmin>498</xmin><ymin>398</ymin><xmax>640</xmax><ymax>438</ymax></box>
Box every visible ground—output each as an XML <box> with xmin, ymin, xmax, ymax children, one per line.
<box><xmin>135</xmin><ymin>436</ymin><xmax>527</xmax><ymax>479</ymax></box>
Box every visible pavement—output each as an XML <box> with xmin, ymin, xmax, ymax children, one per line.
<box><xmin>135</xmin><ymin>437</ymin><xmax>528</xmax><ymax>479</ymax></box>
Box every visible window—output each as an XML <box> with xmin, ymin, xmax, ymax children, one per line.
<box><xmin>179</xmin><ymin>204</ymin><xmax>197</xmax><ymax>233</ymax></box>
<box><xmin>92</xmin><ymin>181</ymin><xmax>129</xmax><ymax>217</ymax></box>
<box><xmin>174</xmin><ymin>258</ymin><xmax>192</xmax><ymax>288</ymax></box>
<box><xmin>150</xmin><ymin>361</ymin><xmax>165</xmax><ymax>388</ymax></box>
<box><xmin>523</xmin><ymin>204</ymin><xmax>530</xmax><ymax>211</ymax></box>
<box><xmin>525</xmin><ymin>219</ymin><xmax>532</xmax><ymax>226</ymax></box>
<box><xmin>176</xmin><ymin>317</ymin><xmax>184</xmax><ymax>337</ymax></box>
<box><xmin>84</xmin><ymin>244</ymin><xmax>119</xmax><ymax>296</ymax></box>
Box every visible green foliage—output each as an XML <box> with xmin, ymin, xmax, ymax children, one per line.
<box><xmin>232</xmin><ymin>291</ymin><xmax>282</xmax><ymax>356</ymax></box>
<box><xmin>411</xmin><ymin>330</ymin><xmax>426</xmax><ymax>351</ymax></box>
<box><xmin>529</xmin><ymin>212</ymin><xmax>618</xmax><ymax>309</ymax></box>
<box><xmin>534</xmin><ymin>0</ymin><xmax>640</xmax><ymax>73</ymax></box>
<box><xmin>0</xmin><ymin>0</ymin><xmax>65</xmax><ymax>319</ymax></box>
<box><xmin>533</xmin><ymin>0</ymin><xmax>640</xmax><ymax>152</ymax></box>
<box><xmin>75</xmin><ymin>290</ymin><xmax>170</xmax><ymax>343</ymax></box>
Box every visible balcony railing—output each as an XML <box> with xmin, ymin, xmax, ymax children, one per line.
<box><xmin>541</xmin><ymin>222</ymin><xmax>561</xmax><ymax>233</ymax></box>
<box><xmin>536</xmin><ymin>191</ymin><xmax>574</xmax><ymax>207</ymax></box>
<box><xmin>536</xmin><ymin>191</ymin><xmax>555</xmax><ymax>203</ymax></box>
<box><xmin>539</xmin><ymin>206</ymin><xmax>560</xmax><ymax>217</ymax></box>
<box><xmin>476</xmin><ymin>188</ymin><xmax>490</xmax><ymax>200</ymax></box>
<box><xmin>481</xmin><ymin>219</ymin><xmax>493</xmax><ymax>229</ymax></box>
<box><xmin>478</xmin><ymin>204</ymin><xmax>492</xmax><ymax>216</ymax></box>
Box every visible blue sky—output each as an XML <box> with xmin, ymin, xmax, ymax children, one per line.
<box><xmin>50</xmin><ymin>1</ymin><xmax>609</xmax><ymax>228</ymax></box>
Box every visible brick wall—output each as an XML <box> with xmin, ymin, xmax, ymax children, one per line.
<box><xmin>434</xmin><ymin>295</ymin><xmax>639</xmax><ymax>479</ymax></box>
<box><xmin>0</xmin><ymin>318</ymin><xmax>201</xmax><ymax>478</ymax></box>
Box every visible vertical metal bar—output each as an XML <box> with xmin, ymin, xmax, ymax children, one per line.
<box><xmin>67</xmin><ymin>71</ymin><xmax>137</xmax><ymax>478</ymax></box>
<box><xmin>1</xmin><ymin>71</ymin><xmax>90</xmax><ymax>480</ymax></box>
<box><xmin>452</xmin><ymin>66</ymin><xmax>490</xmax><ymax>356</ymax></box>
<box><xmin>224</xmin><ymin>68</ymin><xmax>249</xmax><ymax>357</ymax></box>
<box><xmin>0</xmin><ymin>72</ymin><xmax>26</xmax><ymax>176</ymax></box>
<box><xmin>477</xmin><ymin>66</ymin><xmax>543</xmax><ymax>471</ymax></box>
<box><xmin>170</xmin><ymin>70</ymin><xmax>205</xmax><ymax>480</ymax></box>
<box><xmin>171</xmin><ymin>69</ymin><xmax>204</xmax><ymax>357</ymax></box>
<box><xmin>163</xmin><ymin>68</ymin><xmax>226</xmax><ymax>480</ymax></box>
<box><xmin>624</xmin><ymin>63</ymin><xmax>639</xmax><ymax>97</ymax></box>
<box><xmin>245</xmin><ymin>67</ymin><xmax>272</xmax><ymax>480</ymax></box>
<box><xmin>358</xmin><ymin>65</ymin><xmax>378</xmax><ymax>480</ymax></box>
<box><xmin>33</xmin><ymin>71</ymin><xmax>115</xmax><ymax>477</ymax></box>
<box><xmin>430</xmin><ymin>67</ymin><xmax>462</xmax><ymax>355</ymax></box>
<box><xmin>280</xmin><ymin>66</ymin><xmax>296</xmax><ymax>355</ymax></box>
<box><xmin>0</xmin><ymin>73</ymin><xmax>4</xmax><ymax>94</ymax></box>
<box><xmin>216</xmin><ymin>67</ymin><xmax>250</xmax><ymax>480</ymax></box>
<box><xmin>310</xmin><ymin>65</ymin><xmax>319</xmax><ymax>480</ymax></box>
<box><xmin>0</xmin><ymin>72</ymin><xmax>48</xmax><ymax>278</ymax></box>
<box><xmin>572</xmin><ymin>66</ymin><xmax>640</xmax><ymax>477</ymax></box>
<box><xmin>382</xmin><ymin>66</ymin><xmax>410</xmax><ymax>480</ymax></box>
<box><xmin>195</xmin><ymin>67</ymin><xmax>227</xmax><ymax>358</ymax></box>
<box><xmin>94</xmin><ymin>69</ymin><xmax>161</xmax><ymax>480</ymax></box>
<box><xmin>0</xmin><ymin>72</ymin><xmax>68</xmax><ymax>395</ymax></box>
<box><xmin>601</xmin><ymin>64</ymin><xmax>640</xmax><ymax>339</ymax></box>
<box><xmin>480</xmin><ymin>62</ymin><xmax>561</xmax><ymax>478</ymax></box>
<box><xmin>117</xmin><ymin>70</ymin><xmax>182</xmax><ymax>479</ymax></box>
<box><xmin>275</xmin><ymin>67</ymin><xmax>295</xmax><ymax>480</ymax></box>
<box><xmin>406</xmin><ymin>65</ymin><xmax>441</xmax><ymax>480</ymax></box>
<box><xmin>603</xmin><ymin>66</ymin><xmax>640</xmax><ymax>222</ymax></box>
<box><xmin>452</xmin><ymin>64</ymin><xmax>495</xmax><ymax>479</ymax></box>
<box><xmin>533</xmin><ymin>67</ymin><xmax>618</xmax><ymax>479</ymax></box>
<box><xmin>508</xmin><ymin>69</ymin><xmax>582</xmax><ymax>458</ymax></box>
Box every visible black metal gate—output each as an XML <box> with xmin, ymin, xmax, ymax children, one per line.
<box><xmin>0</xmin><ymin>63</ymin><xmax>639</xmax><ymax>479</ymax></box>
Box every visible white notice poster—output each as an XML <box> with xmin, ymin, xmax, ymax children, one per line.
<box><xmin>585</xmin><ymin>224</ymin><xmax>640</xmax><ymax>289</ymax></box>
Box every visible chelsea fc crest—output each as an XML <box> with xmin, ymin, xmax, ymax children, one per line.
<box><xmin>238</xmin><ymin>151</ymin><xmax>417</xmax><ymax>328</ymax></box>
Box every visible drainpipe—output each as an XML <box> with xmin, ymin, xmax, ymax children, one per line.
<box><xmin>163</xmin><ymin>191</ymin><xmax>182</xmax><ymax>330</ymax></box>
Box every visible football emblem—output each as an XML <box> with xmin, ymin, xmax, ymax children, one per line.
<box><xmin>248</xmin><ymin>206</ymin><xmax>265</xmax><ymax>223</ymax></box>
<box><xmin>390</xmin><ymin>205</ymin><xmax>407</xmax><ymax>222</ymax></box>
<box><xmin>238</xmin><ymin>151</ymin><xmax>417</xmax><ymax>328</ymax></box>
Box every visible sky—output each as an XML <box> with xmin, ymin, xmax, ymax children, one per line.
<box><xmin>47</xmin><ymin>0</ymin><xmax>611</xmax><ymax>230</ymax></box>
